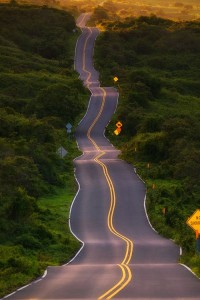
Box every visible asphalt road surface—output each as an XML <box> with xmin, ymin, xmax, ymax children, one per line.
<box><xmin>4</xmin><ymin>13</ymin><xmax>200</xmax><ymax>300</ymax></box>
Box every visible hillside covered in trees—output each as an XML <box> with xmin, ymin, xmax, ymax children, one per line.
<box><xmin>94</xmin><ymin>15</ymin><xmax>200</xmax><ymax>275</ymax></box>
<box><xmin>0</xmin><ymin>3</ymin><xmax>88</xmax><ymax>297</ymax></box>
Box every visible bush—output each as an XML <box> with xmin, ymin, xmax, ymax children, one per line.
<box><xmin>7</xmin><ymin>188</ymin><xmax>36</xmax><ymax>221</ymax></box>
<box><xmin>15</xmin><ymin>234</ymin><xmax>42</xmax><ymax>250</ymax></box>
<box><xmin>33</xmin><ymin>83</ymin><xmax>84</xmax><ymax>122</ymax></box>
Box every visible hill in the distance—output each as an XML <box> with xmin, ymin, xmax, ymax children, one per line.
<box><xmin>0</xmin><ymin>3</ymin><xmax>88</xmax><ymax>297</ymax></box>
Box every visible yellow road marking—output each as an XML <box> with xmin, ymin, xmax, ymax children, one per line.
<box><xmin>99</xmin><ymin>264</ymin><xmax>126</xmax><ymax>300</ymax></box>
<box><xmin>77</xmin><ymin>13</ymin><xmax>88</xmax><ymax>28</ymax></box>
<box><xmin>86</xmin><ymin>93</ymin><xmax>133</xmax><ymax>298</ymax></box>
<box><xmin>94</xmin><ymin>152</ymin><xmax>133</xmax><ymax>299</ymax></box>
<box><xmin>87</xmin><ymin>87</ymin><xmax>106</xmax><ymax>151</ymax></box>
<box><xmin>95</xmin><ymin>153</ymin><xmax>133</xmax><ymax>265</ymax></box>
<box><xmin>82</xmin><ymin>27</ymin><xmax>92</xmax><ymax>86</ymax></box>
<box><xmin>79</xmin><ymin>20</ymin><xmax>134</xmax><ymax>299</ymax></box>
<box><xmin>100</xmin><ymin>264</ymin><xmax>132</xmax><ymax>300</ymax></box>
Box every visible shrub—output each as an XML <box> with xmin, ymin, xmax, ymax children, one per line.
<box><xmin>15</xmin><ymin>234</ymin><xmax>42</xmax><ymax>250</ymax></box>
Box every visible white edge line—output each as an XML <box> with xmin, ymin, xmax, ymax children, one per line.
<box><xmin>2</xmin><ymin>292</ymin><xmax>16</xmax><ymax>299</ymax></box>
<box><xmin>143</xmin><ymin>194</ymin><xmax>158</xmax><ymax>233</ymax></box>
<box><xmin>129</xmin><ymin>165</ymin><xmax>157</xmax><ymax>234</ymax></box>
<box><xmin>179</xmin><ymin>263</ymin><xmax>200</xmax><ymax>279</ymax></box>
<box><xmin>34</xmin><ymin>279</ymin><xmax>42</xmax><ymax>283</ymax></box>
<box><xmin>17</xmin><ymin>284</ymin><xmax>31</xmax><ymax>292</ymax></box>
<box><xmin>142</xmin><ymin>177</ymin><xmax>183</xmax><ymax>257</ymax></box>
<box><xmin>42</xmin><ymin>269</ymin><xmax>47</xmax><ymax>278</ymax></box>
<box><xmin>113</xmin><ymin>161</ymin><xmax>159</xmax><ymax>236</ymax></box>
<box><xmin>2</xmin><ymin>267</ymin><xmax>48</xmax><ymax>299</ymax></box>
<box><xmin>126</xmin><ymin>163</ymin><xmax>186</xmax><ymax>259</ymax></box>
<box><xmin>141</xmin><ymin>175</ymin><xmax>184</xmax><ymax>262</ymax></box>
<box><xmin>63</xmin><ymin>169</ymin><xmax>84</xmax><ymax>266</ymax></box>
<box><xmin>142</xmin><ymin>179</ymin><xmax>198</xmax><ymax>277</ymax></box>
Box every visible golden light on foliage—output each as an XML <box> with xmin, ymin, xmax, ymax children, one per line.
<box><xmin>1</xmin><ymin>0</ymin><xmax>199</xmax><ymax>22</ymax></box>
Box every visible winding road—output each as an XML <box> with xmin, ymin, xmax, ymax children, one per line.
<box><xmin>4</xmin><ymin>13</ymin><xmax>200</xmax><ymax>300</ymax></box>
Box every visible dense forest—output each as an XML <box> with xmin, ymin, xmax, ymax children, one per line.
<box><xmin>94</xmin><ymin>15</ymin><xmax>200</xmax><ymax>275</ymax></box>
<box><xmin>0</xmin><ymin>3</ymin><xmax>88</xmax><ymax>297</ymax></box>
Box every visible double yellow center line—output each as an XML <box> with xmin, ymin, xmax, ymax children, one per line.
<box><xmin>82</xmin><ymin>26</ymin><xmax>92</xmax><ymax>87</ymax></box>
<box><xmin>95</xmin><ymin>150</ymin><xmax>133</xmax><ymax>299</ymax></box>
<box><xmin>80</xmin><ymin>17</ymin><xmax>134</xmax><ymax>299</ymax></box>
<box><xmin>87</xmin><ymin>88</ymin><xmax>133</xmax><ymax>299</ymax></box>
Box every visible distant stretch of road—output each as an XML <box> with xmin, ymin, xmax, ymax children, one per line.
<box><xmin>4</xmin><ymin>13</ymin><xmax>200</xmax><ymax>300</ymax></box>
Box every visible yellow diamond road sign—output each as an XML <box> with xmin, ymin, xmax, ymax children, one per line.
<box><xmin>116</xmin><ymin>121</ymin><xmax>122</xmax><ymax>128</ymax></box>
<box><xmin>186</xmin><ymin>209</ymin><xmax>200</xmax><ymax>233</ymax></box>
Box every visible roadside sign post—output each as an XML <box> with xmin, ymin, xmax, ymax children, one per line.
<box><xmin>66</xmin><ymin>123</ymin><xmax>72</xmax><ymax>139</ymax></box>
<box><xmin>114</xmin><ymin>121</ymin><xmax>122</xmax><ymax>135</ymax></box>
<box><xmin>186</xmin><ymin>209</ymin><xmax>200</xmax><ymax>254</ymax></box>
<box><xmin>197</xmin><ymin>235</ymin><xmax>200</xmax><ymax>254</ymax></box>
<box><xmin>57</xmin><ymin>147</ymin><xmax>68</xmax><ymax>158</ymax></box>
<box><xmin>113</xmin><ymin>76</ymin><xmax>123</xmax><ymax>95</ymax></box>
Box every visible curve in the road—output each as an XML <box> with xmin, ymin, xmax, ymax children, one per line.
<box><xmin>76</xmin><ymin>14</ymin><xmax>134</xmax><ymax>298</ymax></box>
<box><xmin>95</xmin><ymin>151</ymin><xmax>133</xmax><ymax>299</ymax></box>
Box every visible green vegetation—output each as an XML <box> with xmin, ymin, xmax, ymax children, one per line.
<box><xmin>94</xmin><ymin>15</ymin><xmax>200</xmax><ymax>276</ymax></box>
<box><xmin>0</xmin><ymin>3</ymin><xmax>88</xmax><ymax>297</ymax></box>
